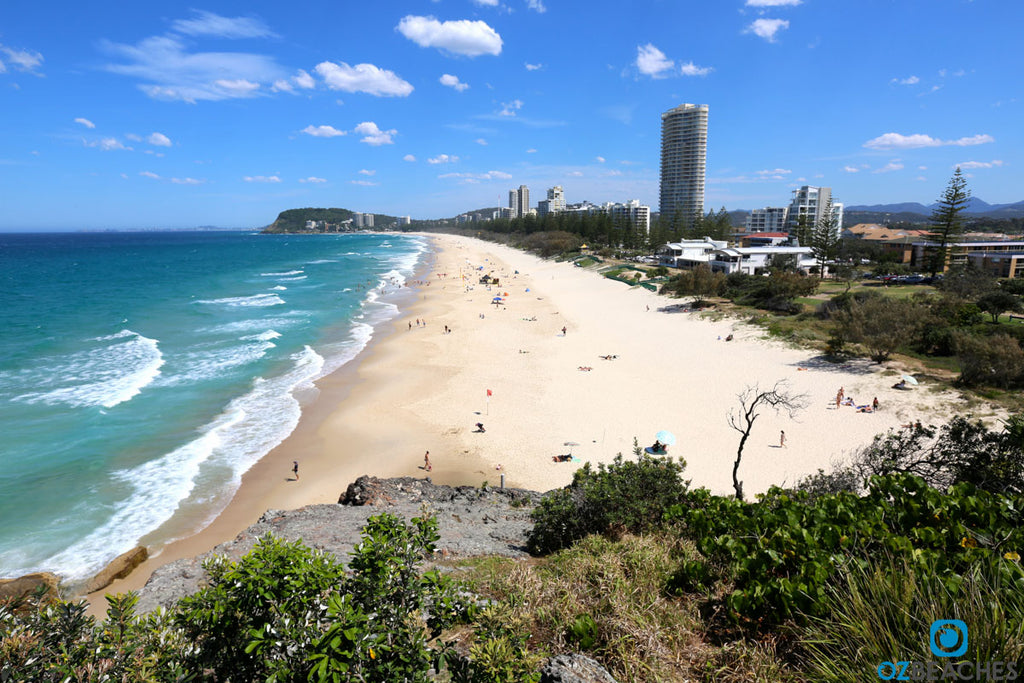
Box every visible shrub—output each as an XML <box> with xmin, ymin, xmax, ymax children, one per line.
<box><xmin>527</xmin><ymin>452</ymin><xmax>689</xmax><ymax>555</ymax></box>
<box><xmin>953</xmin><ymin>331</ymin><xmax>1024</xmax><ymax>388</ymax></box>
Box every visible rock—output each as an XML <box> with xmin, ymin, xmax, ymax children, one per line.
<box><xmin>0</xmin><ymin>572</ymin><xmax>60</xmax><ymax>602</ymax></box>
<box><xmin>540</xmin><ymin>654</ymin><xmax>618</xmax><ymax>683</ymax></box>
<box><xmin>85</xmin><ymin>546</ymin><xmax>148</xmax><ymax>594</ymax></box>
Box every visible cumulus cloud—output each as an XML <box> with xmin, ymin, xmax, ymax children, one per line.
<box><xmin>298</xmin><ymin>176</ymin><xmax>327</xmax><ymax>183</ymax></box>
<box><xmin>475</xmin><ymin>138</ymin><xmax>488</xmax><ymax>145</ymax></box>
<box><xmin>358</xmin><ymin>169</ymin><xmax>376</xmax><ymax>175</ymax></box>
<box><xmin>567</xmin><ymin>170</ymin><xmax>584</xmax><ymax>177</ymax></box>
<box><xmin>440</xmin><ymin>73</ymin><xmax>469</xmax><ymax>91</ymax></box>
<box><xmin>745</xmin><ymin>18</ymin><xmax>789</xmax><ymax>42</ymax></box>
<box><xmin>428</xmin><ymin>154</ymin><xmax>458</xmax><ymax>164</ymax></box>
<box><xmin>595</xmin><ymin>156</ymin><xmax>606</xmax><ymax>163</ymax></box>
<box><xmin>892</xmin><ymin>75</ymin><xmax>920</xmax><ymax>85</ymax></box>
<box><xmin>403</xmin><ymin>154</ymin><xmax>417</xmax><ymax>162</ymax></box>
<box><xmin>396</xmin><ymin>16</ymin><xmax>503</xmax><ymax>57</ymax></box>
<box><xmin>843</xmin><ymin>165</ymin><xmax>859</xmax><ymax>173</ymax></box>
<box><xmin>525</xmin><ymin>63</ymin><xmax>543</xmax><ymax>71</ymax></box>
<box><xmin>473</xmin><ymin>0</ymin><xmax>499</xmax><ymax>5</ymax></box>
<box><xmin>680</xmin><ymin>61</ymin><xmax>713</xmax><ymax>77</ymax></box>
<box><xmin>314</xmin><ymin>61</ymin><xmax>412</xmax><ymax>97</ymax></box>
<box><xmin>301</xmin><ymin>124</ymin><xmax>347</xmax><ymax>138</ymax></box>
<box><xmin>526</xmin><ymin>148</ymin><xmax>537</xmax><ymax>153</ymax></box>
<box><xmin>170</xmin><ymin>177</ymin><xmax>203</xmax><ymax>185</ymax></box>
<box><xmin>244</xmin><ymin>175</ymin><xmax>281</xmax><ymax>182</ymax></box>
<box><xmin>171</xmin><ymin>11</ymin><xmax>275</xmax><ymax>39</ymax></box>
<box><xmin>0</xmin><ymin>44</ymin><xmax>44</xmax><ymax>74</ymax></box>
<box><xmin>354</xmin><ymin>121</ymin><xmax>397</xmax><ymax>146</ymax></box>
<box><xmin>139</xmin><ymin>171</ymin><xmax>161</xmax><ymax>179</ymax></box>
<box><xmin>147</xmin><ymin>132</ymin><xmax>172</xmax><ymax>147</ymax></box>
<box><xmin>957</xmin><ymin>160</ymin><xmax>1004</xmax><ymax>169</ymax></box>
<box><xmin>745</xmin><ymin>0</ymin><xmax>801</xmax><ymax>5</ymax></box>
<box><xmin>636</xmin><ymin>43</ymin><xmax>674</xmax><ymax>77</ymax></box>
<box><xmin>863</xmin><ymin>132</ymin><xmax>995</xmax><ymax>150</ymax></box>
<box><xmin>75</xmin><ymin>117</ymin><xmax>96</xmax><ymax>129</ymax></box>
<box><xmin>87</xmin><ymin>137</ymin><xmax>132</xmax><ymax>151</ymax></box>
<box><xmin>499</xmin><ymin>99</ymin><xmax>523</xmax><ymax>116</ymax></box>
<box><xmin>438</xmin><ymin>170</ymin><xmax>512</xmax><ymax>181</ymax></box>
<box><xmin>527</xmin><ymin>0</ymin><xmax>547</xmax><ymax>12</ymax></box>
<box><xmin>350</xmin><ymin>179</ymin><xmax>379</xmax><ymax>186</ymax></box>
<box><xmin>273</xmin><ymin>68</ymin><xmax>317</xmax><ymax>93</ymax></box>
<box><xmin>873</xmin><ymin>161</ymin><xmax>905</xmax><ymax>174</ymax></box>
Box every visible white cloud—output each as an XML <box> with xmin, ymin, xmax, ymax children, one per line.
<box><xmin>301</xmin><ymin>124</ymin><xmax>347</xmax><ymax>138</ymax></box>
<box><xmin>74</xmin><ymin>117</ymin><xmax>96</xmax><ymax>129</ymax></box>
<box><xmin>125</xmin><ymin>133</ymin><xmax>142</xmax><ymax>142</ymax></box>
<box><xmin>171</xmin><ymin>11</ymin><xmax>274</xmax><ymax>39</ymax></box>
<box><xmin>567</xmin><ymin>170</ymin><xmax>584</xmax><ymax>177</ymax></box>
<box><xmin>603</xmin><ymin>170</ymin><xmax>623</xmax><ymax>177</ymax></box>
<box><xmin>403</xmin><ymin>154</ymin><xmax>417</xmax><ymax>162</ymax></box>
<box><xmin>917</xmin><ymin>176</ymin><xmax>928</xmax><ymax>181</ymax></box>
<box><xmin>745</xmin><ymin>18</ymin><xmax>789</xmax><ymax>42</ymax></box>
<box><xmin>525</xmin><ymin>63</ymin><xmax>543</xmax><ymax>71</ymax></box>
<box><xmin>475</xmin><ymin>138</ymin><xmax>488</xmax><ymax>145</ymax></box>
<box><xmin>595</xmin><ymin>156</ymin><xmax>606</xmax><ymax>163</ymax></box>
<box><xmin>171</xmin><ymin>177</ymin><xmax>204</xmax><ymax>185</ymax></box>
<box><xmin>957</xmin><ymin>160</ymin><xmax>1004</xmax><ymax>170</ymax></box>
<box><xmin>746</xmin><ymin>0</ymin><xmax>801</xmax><ymax>5</ymax></box>
<box><xmin>351</xmin><ymin>179</ymin><xmax>379</xmax><ymax>186</ymax></box>
<box><xmin>87</xmin><ymin>137</ymin><xmax>131</xmax><ymax>151</ymax></box>
<box><xmin>102</xmin><ymin>34</ymin><xmax>285</xmax><ymax>102</ymax></box>
<box><xmin>636</xmin><ymin>43</ymin><xmax>674</xmax><ymax>77</ymax></box>
<box><xmin>147</xmin><ymin>132</ymin><xmax>172</xmax><ymax>147</ymax></box>
<box><xmin>863</xmin><ymin>132</ymin><xmax>995</xmax><ymax>150</ymax></box>
<box><xmin>271</xmin><ymin>79</ymin><xmax>293</xmax><ymax>93</ymax></box>
<box><xmin>473</xmin><ymin>0</ymin><xmax>499</xmax><ymax>5</ymax></box>
<box><xmin>0</xmin><ymin>44</ymin><xmax>44</xmax><ymax>73</ymax></box>
<box><xmin>440</xmin><ymin>73</ymin><xmax>469</xmax><ymax>91</ymax></box>
<box><xmin>244</xmin><ymin>175</ymin><xmax>281</xmax><ymax>182</ymax></box>
<box><xmin>526</xmin><ymin>0</ymin><xmax>547</xmax><ymax>12</ymax></box>
<box><xmin>499</xmin><ymin>99</ymin><xmax>523</xmax><ymax>116</ymax></box>
<box><xmin>298</xmin><ymin>176</ymin><xmax>327</xmax><ymax>183</ymax></box>
<box><xmin>315</xmin><ymin>61</ymin><xmax>413</xmax><ymax>97</ymax></box>
<box><xmin>842</xmin><ymin>165</ymin><xmax>859</xmax><ymax>173</ymax></box>
<box><xmin>526</xmin><ymin>148</ymin><xmax>537</xmax><ymax>153</ymax></box>
<box><xmin>359</xmin><ymin>169</ymin><xmax>376</xmax><ymax>175</ymax></box>
<box><xmin>293</xmin><ymin>69</ymin><xmax>315</xmax><ymax>89</ymax></box>
<box><xmin>396</xmin><ymin>16</ymin><xmax>503</xmax><ymax>57</ymax></box>
<box><xmin>438</xmin><ymin>170</ymin><xmax>512</xmax><ymax>181</ymax></box>
<box><xmin>428</xmin><ymin>154</ymin><xmax>458</xmax><ymax>164</ymax></box>
<box><xmin>756</xmin><ymin>168</ymin><xmax>792</xmax><ymax>177</ymax></box>
<box><xmin>354</xmin><ymin>121</ymin><xmax>397</xmax><ymax>146</ymax></box>
<box><xmin>139</xmin><ymin>171</ymin><xmax>161</xmax><ymax>179</ymax></box>
<box><xmin>918</xmin><ymin>165</ymin><xmax>928</xmax><ymax>170</ymax></box>
<box><xmin>891</xmin><ymin>75</ymin><xmax>919</xmax><ymax>85</ymax></box>
<box><xmin>680</xmin><ymin>61</ymin><xmax>713</xmax><ymax>77</ymax></box>
<box><xmin>873</xmin><ymin>161</ymin><xmax>905</xmax><ymax>174</ymax></box>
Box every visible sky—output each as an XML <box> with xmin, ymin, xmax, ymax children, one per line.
<box><xmin>0</xmin><ymin>0</ymin><xmax>1020</xmax><ymax>230</ymax></box>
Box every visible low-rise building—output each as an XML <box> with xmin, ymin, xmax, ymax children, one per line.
<box><xmin>745</xmin><ymin>207</ymin><xmax>790</xmax><ymax>233</ymax></box>
<box><xmin>912</xmin><ymin>240</ymin><xmax>1024</xmax><ymax>274</ymax></box>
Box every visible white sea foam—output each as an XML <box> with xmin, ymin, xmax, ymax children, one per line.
<box><xmin>12</xmin><ymin>330</ymin><xmax>164</xmax><ymax>409</ymax></box>
<box><xmin>244</xmin><ymin>330</ymin><xmax>282</xmax><ymax>342</ymax></box>
<box><xmin>158</xmin><ymin>340</ymin><xmax>277</xmax><ymax>386</ymax></box>
<box><xmin>270</xmin><ymin>285</ymin><xmax>287</xmax><ymax>291</ymax></box>
<box><xmin>260</xmin><ymin>269</ymin><xmax>304</xmax><ymax>277</ymax></box>
<box><xmin>306</xmin><ymin>259</ymin><xmax>338</xmax><ymax>264</ymax></box>
<box><xmin>196</xmin><ymin>293</ymin><xmax>285</xmax><ymax>307</ymax></box>
<box><xmin>275</xmin><ymin>276</ymin><xmax>307</xmax><ymax>282</ymax></box>
<box><xmin>44</xmin><ymin>346</ymin><xmax>326</xmax><ymax>580</ymax></box>
<box><xmin>200</xmin><ymin>317</ymin><xmax>300</xmax><ymax>335</ymax></box>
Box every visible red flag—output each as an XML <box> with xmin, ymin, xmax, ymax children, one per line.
<box><xmin>486</xmin><ymin>389</ymin><xmax>492</xmax><ymax>397</ymax></box>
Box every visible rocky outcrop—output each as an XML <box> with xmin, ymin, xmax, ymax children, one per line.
<box><xmin>0</xmin><ymin>572</ymin><xmax>60</xmax><ymax>602</ymax></box>
<box><xmin>541</xmin><ymin>654</ymin><xmax>619</xmax><ymax>683</ymax></box>
<box><xmin>85</xmin><ymin>546</ymin><xmax>148</xmax><ymax>595</ymax></box>
<box><xmin>132</xmin><ymin>476</ymin><xmax>543</xmax><ymax>613</ymax></box>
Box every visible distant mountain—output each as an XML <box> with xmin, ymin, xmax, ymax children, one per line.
<box><xmin>845</xmin><ymin>202</ymin><xmax>932</xmax><ymax>214</ymax></box>
<box><xmin>845</xmin><ymin>198</ymin><xmax>1024</xmax><ymax>221</ymax></box>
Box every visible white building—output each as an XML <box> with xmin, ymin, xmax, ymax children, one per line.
<box><xmin>354</xmin><ymin>212</ymin><xmax>374</xmax><ymax>228</ymax></box>
<box><xmin>787</xmin><ymin>186</ymin><xmax>843</xmax><ymax>232</ymax></box>
<box><xmin>655</xmin><ymin>238</ymin><xmax>728</xmax><ymax>269</ymax></box>
<box><xmin>537</xmin><ymin>185</ymin><xmax>566</xmax><ymax>217</ymax></box>
<box><xmin>605</xmin><ymin>199</ymin><xmax>650</xmax><ymax>233</ymax></box>
<box><xmin>708</xmin><ymin>246</ymin><xmax>815</xmax><ymax>275</ymax></box>
<box><xmin>399</xmin><ymin>216</ymin><xmax>411</xmax><ymax>226</ymax></box>
<box><xmin>508</xmin><ymin>185</ymin><xmax>530</xmax><ymax>219</ymax></box>
<box><xmin>746</xmin><ymin>207</ymin><xmax>790</xmax><ymax>233</ymax></box>
<box><xmin>659</xmin><ymin>103</ymin><xmax>708</xmax><ymax>229</ymax></box>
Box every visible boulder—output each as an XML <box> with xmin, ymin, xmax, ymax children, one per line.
<box><xmin>0</xmin><ymin>572</ymin><xmax>60</xmax><ymax>602</ymax></box>
<box><xmin>540</xmin><ymin>654</ymin><xmax>618</xmax><ymax>683</ymax></box>
<box><xmin>85</xmin><ymin>546</ymin><xmax>148</xmax><ymax>594</ymax></box>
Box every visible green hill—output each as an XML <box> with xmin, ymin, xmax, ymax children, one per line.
<box><xmin>263</xmin><ymin>207</ymin><xmax>404</xmax><ymax>233</ymax></box>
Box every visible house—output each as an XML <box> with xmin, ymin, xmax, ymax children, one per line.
<box><xmin>708</xmin><ymin>246</ymin><xmax>815</xmax><ymax>275</ymax></box>
<box><xmin>655</xmin><ymin>238</ymin><xmax>727</xmax><ymax>269</ymax></box>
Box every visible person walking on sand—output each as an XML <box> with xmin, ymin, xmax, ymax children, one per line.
<box><xmin>292</xmin><ymin>460</ymin><xmax>299</xmax><ymax>481</ymax></box>
<box><xmin>424</xmin><ymin>451</ymin><xmax>432</xmax><ymax>472</ymax></box>
<box><xmin>780</xmin><ymin>431</ymin><xmax>786</xmax><ymax>448</ymax></box>
<box><xmin>561</xmin><ymin>326</ymin><xmax>567</xmax><ymax>336</ymax></box>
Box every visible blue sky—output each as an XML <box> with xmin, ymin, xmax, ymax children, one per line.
<box><xmin>0</xmin><ymin>0</ymin><xmax>1019</xmax><ymax>230</ymax></box>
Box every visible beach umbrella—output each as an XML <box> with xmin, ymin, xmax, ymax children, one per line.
<box><xmin>564</xmin><ymin>441</ymin><xmax>580</xmax><ymax>455</ymax></box>
<box><xmin>655</xmin><ymin>430</ymin><xmax>677</xmax><ymax>445</ymax></box>
<box><xmin>900</xmin><ymin>374</ymin><xmax>919</xmax><ymax>385</ymax></box>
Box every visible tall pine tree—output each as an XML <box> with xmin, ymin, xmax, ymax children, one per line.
<box><xmin>928</xmin><ymin>168</ymin><xmax>971</xmax><ymax>276</ymax></box>
<box><xmin>811</xmin><ymin>198</ymin><xmax>840</xmax><ymax>278</ymax></box>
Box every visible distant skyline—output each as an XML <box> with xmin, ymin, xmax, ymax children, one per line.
<box><xmin>0</xmin><ymin>1</ymin><xmax>1020</xmax><ymax>230</ymax></box>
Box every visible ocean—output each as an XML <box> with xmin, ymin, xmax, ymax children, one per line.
<box><xmin>0</xmin><ymin>230</ymin><xmax>428</xmax><ymax>581</ymax></box>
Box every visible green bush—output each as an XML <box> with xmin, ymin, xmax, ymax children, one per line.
<box><xmin>527</xmin><ymin>452</ymin><xmax>689</xmax><ymax>555</ymax></box>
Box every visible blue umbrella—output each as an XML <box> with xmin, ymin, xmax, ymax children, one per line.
<box><xmin>655</xmin><ymin>430</ymin><xmax>677</xmax><ymax>445</ymax></box>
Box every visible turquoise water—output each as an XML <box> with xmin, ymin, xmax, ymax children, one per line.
<box><xmin>0</xmin><ymin>231</ymin><xmax>427</xmax><ymax>580</ymax></box>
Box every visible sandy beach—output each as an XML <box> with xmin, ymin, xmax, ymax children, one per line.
<box><xmin>92</xmin><ymin>233</ymin><xmax>990</xmax><ymax>608</ymax></box>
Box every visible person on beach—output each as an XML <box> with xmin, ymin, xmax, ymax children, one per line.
<box><xmin>872</xmin><ymin>397</ymin><xmax>879</xmax><ymax>411</ymax></box>
<box><xmin>475</xmin><ymin>422</ymin><xmax>486</xmax><ymax>432</ymax></box>
<box><xmin>561</xmin><ymin>326</ymin><xmax>567</xmax><ymax>336</ymax></box>
<box><xmin>780</xmin><ymin>431</ymin><xmax>786</xmax><ymax>448</ymax></box>
<box><xmin>424</xmin><ymin>451</ymin><xmax>432</xmax><ymax>472</ymax></box>
<box><xmin>292</xmin><ymin>460</ymin><xmax>299</xmax><ymax>481</ymax></box>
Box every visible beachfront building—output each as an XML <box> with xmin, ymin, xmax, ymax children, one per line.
<box><xmin>746</xmin><ymin>206</ymin><xmax>790</xmax><ymax>233</ymax></box>
<box><xmin>354</xmin><ymin>212</ymin><xmax>374</xmax><ymax>228</ymax></box>
<box><xmin>509</xmin><ymin>185</ymin><xmax>530</xmax><ymax>218</ymax></box>
<box><xmin>656</xmin><ymin>238</ymin><xmax>727</xmax><ymax>269</ymax></box>
<box><xmin>708</xmin><ymin>246</ymin><xmax>816</xmax><ymax>275</ymax></box>
<box><xmin>659</xmin><ymin>103</ymin><xmax>708</xmax><ymax>230</ymax></box>
<box><xmin>606</xmin><ymin>199</ymin><xmax>651</xmax><ymax>233</ymax></box>
<box><xmin>537</xmin><ymin>185</ymin><xmax>566</xmax><ymax>217</ymax></box>
<box><xmin>739</xmin><ymin>232</ymin><xmax>791</xmax><ymax>248</ymax></box>
<box><xmin>399</xmin><ymin>216</ymin><xmax>412</xmax><ymax>226</ymax></box>
<box><xmin>787</xmin><ymin>186</ymin><xmax>844</xmax><ymax>232</ymax></box>
<box><xmin>911</xmin><ymin>240</ymin><xmax>1024</xmax><ymax>275</ymax></box>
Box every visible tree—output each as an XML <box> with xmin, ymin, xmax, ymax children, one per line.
<box><xmin>953</xmin><ymin>331</ymin><xmax>1024</xmax><ymax>388</ymax></box>
<box><xmin>976</xmin><ymin>290</ymin><xmax>1023</xmax><ymax>323</ymax></box>
<box><xmin>811</xmin><ymin>198</ymin><xmax>841</xmax><ymax>277</ymax></box>
<box><xmin>726</xmin><ymin>381</ymin><xmax>807</xmax><ymax>501</ymax></box>
<box><xmin>792</xmin><ymin>212</ymin><xmax>813</xmax><ymax>248</ymax></box>
<box><xmin>927</xmin><ymin>168</ymin><xmax>971</xmax><ymax>276</ymax></box>
<box><xmin>836</xmin><ymin>295</ymin><xmax>928</xmax><ymax>362</ymax></box>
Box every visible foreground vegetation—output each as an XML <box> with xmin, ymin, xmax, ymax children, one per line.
<box><xmin>4</xmin><ymin>417</ymin><xmax>1023</xmax><ymax>681</ymax></box>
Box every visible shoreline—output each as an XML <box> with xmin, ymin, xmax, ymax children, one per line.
<box><xmin>87</xmin><ymin>233</ymin><xmax>991</xmax><ymax>612</ymax></box>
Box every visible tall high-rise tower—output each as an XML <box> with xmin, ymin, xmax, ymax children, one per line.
<box><xmin>508</xmin><ymin>185</ymin><xmax>530</xmax><ymax>218</ymax></box>
<box><xmin>659</xmin><ymin>103</ymin><xmax>708</xmax><ymax>229</ymax></box>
